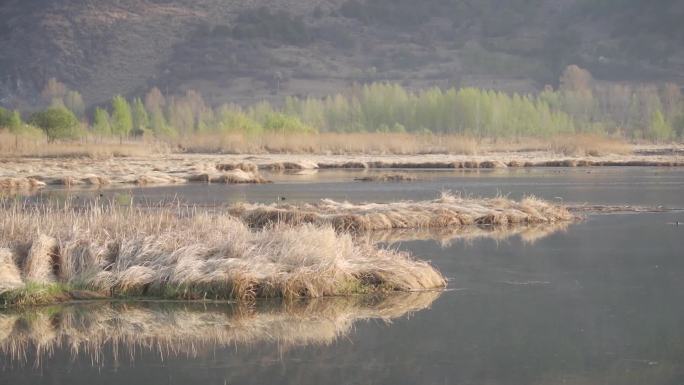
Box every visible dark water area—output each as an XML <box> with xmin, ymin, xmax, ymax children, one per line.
<box><xmin>2</xmin><ymin>168</ymin><xmax>684</xmax><ymax>384</ymax></box>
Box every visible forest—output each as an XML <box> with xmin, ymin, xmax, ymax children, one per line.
<box><xmin>1</xmin><ymin>66</ymin><xmax>682</xmax><ymax>144</ymax></box>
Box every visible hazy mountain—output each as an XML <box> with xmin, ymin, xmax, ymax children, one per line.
<box><xmin>1</xmin><ymin>0</ymin><xmax>682</xmax><ymax>109</ymax></box>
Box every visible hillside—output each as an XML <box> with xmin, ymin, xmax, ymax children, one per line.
<box><xmin>0</xmin><ymin>0</ymin><xmax>683</xmax><ymax>109</ymax></box>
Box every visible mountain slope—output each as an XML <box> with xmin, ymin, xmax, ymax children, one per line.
<box><xmin>0</xmin><ymin>0</ymin><xmax>682</xmax><ymax>109</ymax></box>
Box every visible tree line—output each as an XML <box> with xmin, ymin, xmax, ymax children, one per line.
<box><xmin>1</xmin><ymin>66</ymin><xmax>682</xmax><ymax>142</ymax></box>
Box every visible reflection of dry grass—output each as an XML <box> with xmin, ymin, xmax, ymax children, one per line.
<box><xmin>361</xmin><ymin>222</ymin><xmax>571</xmax><ymax>247</ymax></box>
<box><xmin>233</xmin><ymin>192</ymin><xmax>575</xmax><ymax>231</ymax></box>
<box><xmin>0</xmin><ymin>202</ymin><xmax>445</xmax><ymax>305</ymax></box>
<box><xmin>0</xmin><ymin>292</ymin><xmax>440</xmax><ymax>366</ymax></box>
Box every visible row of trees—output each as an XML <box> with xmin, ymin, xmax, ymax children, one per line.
<box><xmin>1</xmin><ymin>66</ymin><xmax>683</xmax><ymax>141</ymax></box>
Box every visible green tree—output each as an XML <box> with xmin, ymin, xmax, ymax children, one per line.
<box><xmin>111</xmin><ymin>95</ymin><xmax>133</xmax><ymax>139</ymax></box>
<box><xmin>92</xmin><ymin>107</ymin><xmax>111</xmax><ymax>136</ymax></box>
<box><xmin>132</xmin><ymin>97</ymin><xmax>150</xmax><ymax>136</ymax></box>
<box><xmin>262</xmin><ymin>112</ymin><xmax>315</xmax><ymax>134</ymax></box>
<box><xmin>672</xmin><ymin>114</ymin><xmax>684</xmax><ymax>139</ymax></box>
<box><xmin>64</xmin><ymin>90</ymin><xmax>86</xmax><ymax>117</ymax></box>
<box><xmin>30</xmin><ymin>107</ymin><xmax>80</xmax><ymax>142</ymax></box>
<box><xmin>649</xmin><ymin>110</ymin><xmax>673</xmax><ymax>141</ymax></box>
<box><xmin>0</xmin><ymin>107</ymin><xmax>11</xmax><ymax>129</ymax></box>
<box><xmin>150</xmin><ymin>109</ymin><xmax>175</xmax><ymax>137</ymax></box>
<box><xmin>7</xmin><ymin>110</ymin><xmax>22</xmax><ymax>133</ymax></box>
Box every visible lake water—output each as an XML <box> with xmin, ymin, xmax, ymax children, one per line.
<box><xmin>2</xmin><ymin>168</ymin><xmax>684</xmax><ymax>384</ymax></box>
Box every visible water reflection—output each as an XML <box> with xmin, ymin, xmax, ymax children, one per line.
<box><xmin>364</xmin><ymin>222</ymin><xmax>570</xmax><ymax>247</ymax></box>
<box><xmin>0</xmin><ymin>292</ymin><xmax>440</xmax><ymax>368</ymax></box>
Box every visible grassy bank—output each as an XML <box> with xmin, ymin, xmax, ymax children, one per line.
<box><xmin>0</xmin><ymin>203</ymin><xmax>445</xmax><ymax>307</ymax></box>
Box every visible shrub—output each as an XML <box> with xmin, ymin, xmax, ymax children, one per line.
<box><xmin>263</xmin><ymin>112</ymin><xmax>316</xmax><ymax>134</ymax></box>
<box><xmin>30</xmin><ymin>107</ymin><xmax>81</xmax><ymax>142</ymax></box>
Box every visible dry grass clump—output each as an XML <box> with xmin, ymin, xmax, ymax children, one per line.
<box><xmin>232</xmin><ymin>192</ymin><xmax>576</xmax><ymax>232</ymax></box>
<box><xmin>0</xmin><ymin>177</ymin><xmax>47</xmax><ymax>191</ymax></box>
<box><xmin>0</xmin><ymin>202</ymin><xmax>445</xmax><ymax>306</ymax></box>
<box><xmin>22</xmin><ymin>235</ymin><xmax>59</xmax><ymax>284</ymax></box>
<box><xmin>0</xmin><ymin>292</ymin><xmax>439</xmax><ymax>365</ymax></box>
<box><xmin>216</xmin><ymin>161</ymin><xmax>258</xmax><ymax>173</ymax></box>
<box><xmin>0</xmin><ymin>249</ymin><xmax>23</xmax><ymax>291</ymax></box>
<box><xmin>187</xmin><ymin>169</ymin><xmax>270</xmax><ymax>184</ymax></box>
<box><xmin>354</xmin><ymin>173</ymin><xmax>419</xmax><ymax>182</ymax></box>
<box><xmin>261</xmin><ymin>160</ymin><xmax>319</xmax><ymax>171</ymax></box>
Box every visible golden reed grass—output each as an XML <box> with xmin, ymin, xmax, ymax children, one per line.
<box><xmin>177</xmin><ymin>132</ymin><xmax>639</xmax><ymax>157</ymax></box>
<box><xmin>0</xmin><ymin>292</ymin><xmax>439</xmax><ymax>367</ymax></box>
<box><xmin>232</xmin><ymin>192</ymin><xmax>576</xmax><ymax>232</ymax></box>
<box><xmin>0</xmin><ymin>132</ymin><xmax>170</xmax><ymax>158</ymax></box>
<box><xmin>2</xmin><ymin>132</ymin><xmax>637</xmax><ymax>158</ymax></box>
<box><xmin>0</xmin><ymin>202</ymin><xmax>445</xmax><ymax>305</ymax></box>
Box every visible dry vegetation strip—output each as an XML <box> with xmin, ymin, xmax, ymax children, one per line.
<box><xmin>1</xmin><ymin>133</ymin><xmax>635</xmax><ymax>158</ymax></box>
<box><xmin>0</xmin><ymin>293</ymin><xmax>439</xmax><ymax>365</ymax></box>
<box><xmin>1</xmin><ymin>140</ymin><xmax>683</xmax><ymax>192</ymax></box>
<box><xmin>232</xmin><ymin>192</ymin><xmax>576</xmax><ymax>232</ymax></box>
<box><xmin>0</xmin><ymin>157</ymin><xmax>270</xmax><ymax>191</ymax></box>
<box><xmin>0</xmin><ymin>203</ymin><xmax>445</xmax><ymax>306</ymax></box>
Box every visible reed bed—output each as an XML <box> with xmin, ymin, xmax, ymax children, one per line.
<box><xmin>0</xmin><ymin>292</ymin><xmax>439</xmax><ymax>366</ymax></box>
<box><xmin>0</xmin><ymin>133</ymin><xmax>170</xmax><ymax>158</ymax></box>
<box><xmin>232</xmin><ymin>192</ymin><xmax>576</xmax><ymax>232</ymax></box>
<box><xmin>0</xmin><ymin>202</ymin><xmax>445</xmax><ymax>306</ymax></box>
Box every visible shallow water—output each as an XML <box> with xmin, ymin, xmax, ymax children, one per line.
<box><xmin>18</xmin><ymin>167</ymin><xmax>684</xmax><ymax>208</ymax></box>
<box><xmin>2</xmin><ymin>168</ymin><xmax>684</xmax><ymax>384</ymax></box>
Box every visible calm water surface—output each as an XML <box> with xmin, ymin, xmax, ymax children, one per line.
<box><xmin>2</xmin><ymin>168</ymin><xmax>683</xmax><ymax>384</ymax></box>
